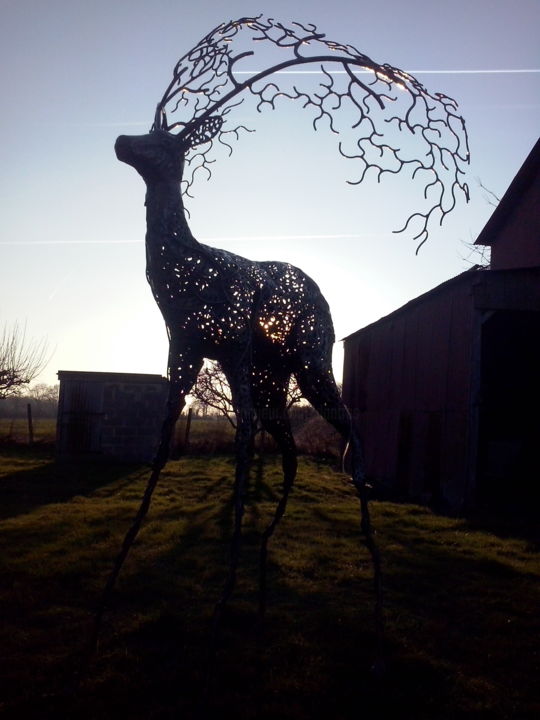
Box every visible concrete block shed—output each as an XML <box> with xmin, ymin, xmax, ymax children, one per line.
<box><xmin>56</xmin><ymin>371</ymin><xmax>168</xmax><ymax>462</ymax></box>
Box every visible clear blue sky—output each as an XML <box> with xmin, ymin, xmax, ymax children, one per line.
<box><xmin>1</xmin><ymin>0</ymin><xmax>539</xmax><ymax>386</ymax></box>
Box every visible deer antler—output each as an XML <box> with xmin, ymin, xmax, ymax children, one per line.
<box><xmin>156</xmin><ymin>16</ymin><xmax>470</xmax><ymax>250</ymax></box>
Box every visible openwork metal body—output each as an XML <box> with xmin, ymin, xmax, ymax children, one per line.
<box><xmin>99</xmin><ymin>16</ymin><xmax>470</xmax><ymax>661</ymax></box>
<box><xmin>112</xmin><ymin>127</ymin><xmax>371</xmax><ymax>626</ymax></box>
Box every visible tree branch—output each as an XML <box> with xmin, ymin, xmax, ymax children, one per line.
<box><xmin>0</xmin><ymin>322</ymin><xmax>49</xmax><ymax>400</ymax></box>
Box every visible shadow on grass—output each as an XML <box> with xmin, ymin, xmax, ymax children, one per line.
<box><xmin>1</xmin><ymin>452</ymin><xmax>538</xmax><ymax>719</ymax></box>
<box><xmin>23</xmin><ymin>579</ymin><xmax>459</xmax><ymax>720</ymax></box>
<box><xmin>89</xmin><ymin>507</ymin><xmax>457</xmax><ymax>718</ymax></box>
<box><xmin>372</xmin><ymin>479</ymin><xmax>540</xmax><ymax>548</ymax></box>
<box><xmin>464</xmin><ymin>508</ymin><xmax>540</xmax><ymax>549</ymax></box>
<box><xmin>0</xmin><ymin>447</ymin><xmax>144</xmax><ymax>520</ymax></box>
<box><xmin>4</xmin><ymin>530</ymin><xmax>457</xmax><ymax>720</ymax></box>
<box><xmin>5</xmin><ymin>622</ymin><xmax>443</xmax><ymax>720</ymax></box>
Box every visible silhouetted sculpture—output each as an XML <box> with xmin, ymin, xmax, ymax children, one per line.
<box><xmin>96</xmin><ymin>16</ymin><xmax>469</xmax><ymax>663</ymax></box>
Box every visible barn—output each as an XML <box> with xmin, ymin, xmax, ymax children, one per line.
<box><xmin>342</xmin><ymin>139</ymin><xmax>540</xmax><ymax>512</ymax></box>
<box><xmin>56</xmin><ymin>370</ymin><xmax>168</xmax><ymax>462</ymax></box>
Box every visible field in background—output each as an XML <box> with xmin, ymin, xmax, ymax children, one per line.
<box><xmin>0</xmin><ymin>418</ymin><xmax>56</xmax><ymax>445</ymax></box>
<box><xmin>0</xmin><ymin>447</ymin><xmax>538</xmax><ymax>719</ymax></box>
<box><xmin>0</xmin><ymin>411</ymin><xmax>343</xmax><ymax>460</ymax></box>
<box><xmin>173</xmin><ymin>411</ymin><xmax>342</xmax><ymax>458</ymax></box>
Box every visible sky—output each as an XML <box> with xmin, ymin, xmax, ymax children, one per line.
<box><xmin>1</xmin><ymin>0</ymin><xmax>539</xmax><ymax>387</ymax></box>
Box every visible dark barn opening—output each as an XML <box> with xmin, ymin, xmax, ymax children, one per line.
<box><xmin>477</xmin><ymin>310</ymin><xmax>540</xmax><ymax>507</ymax></box>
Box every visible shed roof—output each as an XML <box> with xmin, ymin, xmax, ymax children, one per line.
<box><xmin>342</xmin><ymin>265</ymin><xmax>540</xmax><ymax>343</ymax></box>
<box><xmin>57</xmin><ymin>370</ymin><xmax>167</xmax><ymax>384</ymax></box>
<box><xmin>342</xmin><ymin>267</ymin><xmax>480</xmax><ymax>342</ymax></box>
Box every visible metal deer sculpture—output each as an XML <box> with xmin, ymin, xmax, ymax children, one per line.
<box><xmin>96</xmin><ymin>16</ymin><xmax>469</xmax><ymax>661</ymax></box>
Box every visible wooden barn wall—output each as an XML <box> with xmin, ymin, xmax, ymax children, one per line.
<box><xmin>343</xmin><ymin>276</ymin><xmax>475</xmax><ymax>508</ymax></box>
<box><xmin>490</xmin><ymin>172</ymin><xmax>540</xmax><ymax>271</ymax></box>
<box><xmin>473</xmin><ymin>267</ymin><xmax>540</xmax><ymax>312</ymax></box>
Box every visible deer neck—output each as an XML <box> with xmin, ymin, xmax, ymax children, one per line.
<box><xmin>144</xmin><ymin>180</ymin><xmax>198</xmax><ymax>251</ymax></box>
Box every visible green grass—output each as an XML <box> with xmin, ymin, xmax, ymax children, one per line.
<box><xmin>0</xmin><ymin>418</ymin><xmax>56</xmax><ymax>445</ymax></box>
<box><xmin>173</xmin><ymin>414</ymin><xmax>236</xmax><ymax>454</ymax></box>
<box><xmin>0</xmin><ymin>449</ymin><xmax>538</xmax><ymax>719</ymax></box>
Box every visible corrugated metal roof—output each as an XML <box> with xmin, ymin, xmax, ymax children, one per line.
<box><xmin>57</xmin><ymin>370</ymin><xmax>167</xmax><ymax>384</ymax></box>
<box><xmin>341</xmin><ymin>268</ymin><xmax>479</xmax><ymax>342</ymax></box>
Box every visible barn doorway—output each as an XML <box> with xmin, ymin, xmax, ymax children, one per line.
<box><xmin>477</xmin><ymin>310</ymin><xmax>540</xmax><ymax>509</ymax></box>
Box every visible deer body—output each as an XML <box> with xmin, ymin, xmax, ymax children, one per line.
<box><xmin>117</xmin><ymin>130</ymin><xmax>337</xmax><ymax>391</ymax></box>
<box><xmin>113</xmin><ymin>128</ymin><xmax>381</xmax><ymax>638</ymax></box>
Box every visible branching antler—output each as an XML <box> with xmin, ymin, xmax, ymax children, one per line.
<box><xmin>154</xmin><ymin>15</ymin><xmax>470</xmax><ymax>249</ymax></box>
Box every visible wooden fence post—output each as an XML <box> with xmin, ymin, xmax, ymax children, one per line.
<box><xmin>27</xmin><ymin>403</ymin><xmax>34</xmax><ymax>445</ymax></box>
<box><xmin>184</xmin><ymin>407</ymin><xmax>193</xmax><ymax>449</ymax></box>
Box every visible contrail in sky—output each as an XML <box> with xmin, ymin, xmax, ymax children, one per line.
<box><xmin>0</xmin><ymin>239</ymin><xmax>141</xmax><ymax>245</ymax></box>
<box><xmin>237</xmin><ymin>68</ymin><xmax>540</xmax><ymax>75</ymax></box>
<box><xmin>40</xmin><ymin>67</ymin><xmax>539</xmax><ymax>129</ymax></box>
<box><xmin>1</xmin><ymin>233</ymin><xmax>376</xmax><ymax>247</ymax></box>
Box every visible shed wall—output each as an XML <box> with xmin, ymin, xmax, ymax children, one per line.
<box><xmin>57</xmin><ymin>371</ymin><xmax>168</xmax><ymax>462</ymax></box>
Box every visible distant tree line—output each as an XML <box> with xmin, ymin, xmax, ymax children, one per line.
<box><xmin>190</xmin><ymin>360</ymin><xmax>304</xmax><ymax>430</ymax></box>
<box><xmin>0</xmin><ymin>383</ymin><xmax>59</xmax><ymax>419</ymax></box>
<box><xmin>186</xmin><ymin>361</ymin><xmax>342</xmax><ymax>459</ymax></box>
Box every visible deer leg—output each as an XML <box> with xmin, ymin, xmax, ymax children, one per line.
<box><xmin>295</xmin><ymin>366</ymin><xmax>384</xmax><ymax>668</ymax></box>
<box><xmin>212</xmin><ymin>362</ymin><xmax>256</xmax><ymax>626</ymax></box>
<box><xmin>93</xmin><ymin>341</ymin><xmax>202</xmax><ymax>649</ymax></box>
<box><xmin>252</xmin><ymin>371</ymin><xmax>297</xmax><ymax>617</ymax></box>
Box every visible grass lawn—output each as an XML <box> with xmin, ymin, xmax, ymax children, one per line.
<box><xmin>0</xmin><ymin>448</ymin><xmax>538</xmax><ymax>719</ymax></box>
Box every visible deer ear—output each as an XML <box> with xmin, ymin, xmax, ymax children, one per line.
<box><xmin>185</xmin><ymin>116</ymin><xmax>224</xmax><ymax>148</ymax></box>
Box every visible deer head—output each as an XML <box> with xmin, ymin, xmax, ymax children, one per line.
<box><xmin>115</xmin><ymin>116</ymin><xmax>224</xmax><ymax>185</ymax></box>
<box><xmin>115</xmin><ymin>130</ymin><xmax>186</xmax><ymax>184</ymax></box>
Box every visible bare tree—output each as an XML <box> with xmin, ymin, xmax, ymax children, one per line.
<box><xmin>462</xmin><ymin>178</ymin><xmax>501</xmax><ymax>268</ymax></box>
<box><xmin>190</xmin><ymin>360</ymin><xmax>303</xmax><ymax>429</ymax></box>
<box><xmin>28</xmin><ymin>383</ymin><xmax>59</xmax><ymax>417</ymax></box>
<box><xmin>29</xmin><ymin>383</ymin><xmax>59</xmax><ymax>403</ymax></box>
<box><xmin>477</xmin><ymin>177</ymin><xmax>501</xmax><ymax>208</ymax></box>
<box><xmin>0</xmin><ymin>323</ymin><xmax>49</xmax><ymax>399</ymax></box>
